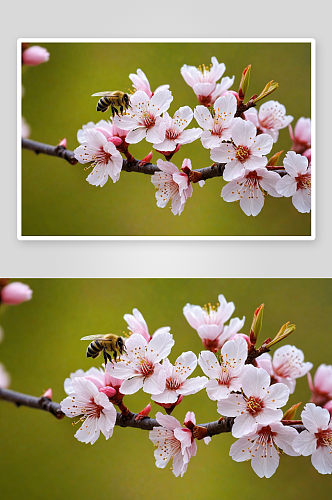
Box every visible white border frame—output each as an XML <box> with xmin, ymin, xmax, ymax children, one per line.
<box><xmin>17</xmin><ymin>38</ymin><xmax>316</xmax><ymax>241</ymax></box>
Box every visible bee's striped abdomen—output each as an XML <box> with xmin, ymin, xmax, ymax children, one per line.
<box><xmin>96</xmin><ymin>96</ymin><xmax>112</xmax><ymax>112</ymax></box>
<box><xmin>87</xmin><ymin>340</ymin><xmax>102</xmax><ymax>359</ymax></box>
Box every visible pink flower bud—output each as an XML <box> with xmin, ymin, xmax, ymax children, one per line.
<box><xmin>99</xmin><ymin>386</ymin><xmax>117</xmax><ymax>398</ymax></box>
<box><xmin>231</xmin><ymin>333</ymin><xmax>251</xmax><ymax>345</ymax></box>
<box><xmin>22</xmin><ymin>46</ymin><xmax>50</xmax><ymax>66</ymax></box>
<box><xmin>109</xmin><ymin>137</ymin><xmax>123</xmax><ymax>146</ymax></box>
<box><xmin>1</xmin><ymin>282</ymin><xmax>33</xmax><ymax>305</ymax></box>
<box><xmin>42</xmin><ymin>388</ymin><xmax>53</xmax><ymax>399</ymax></box>
<box><xmin>58</xmin><ymin>138</ymin><xmax>67</xmax><ymax>148</ymax></box>
<box><xmin>225</xmin><ymin>90</ymin><xmax>241</xmax><ymax>104</ymax></box>
<box><xmin>184</xmin><ymin>411</ymin><xmax>196</xmax><ymax>429</ymax></box>
<box><xmin>135</xmin><ymin>403</ymin><xmax>151</xmax><ymax>420</ymax></box>
<box><xmin>139</xmin><ymin>151</ymin><xmax>153</xmax><ymax>166</ymax></box>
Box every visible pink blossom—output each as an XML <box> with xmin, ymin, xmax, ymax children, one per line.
<box><xmin>60</xmin><ymin>377</ymin><xmax>117</xmax><ymax>444</ymax></box>
<box><xmin>22</xmin><ymin>45</ymin><xmax>50</xmax><ymax>65</ymax></box>
<box><xmin>244</xmin><ymin>100</ymin><xmax>293</xmax><ymax>143</ymax></box>
<box><xmin>114</xmin><ymin>90</ymin><xmax>173</xmax><ymax>144</ymax></box>
<box><xmin>129</xmin><ymin>68</ymin><xmax>169</xmax><ymax>98</ymax></box>
<box><xmin>1</xmin><ymin>282</ymin><xmax>33</xmax><ymax>305</ymax></box>
<box><xmin>21</xmin><ymin>117</ymin><xmax>31</xmax><ymax>138</ymax></box>
<box><xmin>74</xmin><ymin>128</ymin><xmax>123</xmax><ymax>186</ymax></box>
<box><xmin>123</xmin><ymin>308</ymin><xmax>170</xmax><ymax>343</ymax></box>
<box><xmin>276</xmin><ymin>151</ymin><xmax>311</xmax><ymax>213</ymax></box>
<box><xmin>151</xmin><ymin>159</ymin><xmax>193</xmax><ymax>216</ymax></box>
<box><xmin>210</xmin><ymin>119</ymin><xmax>273</xmax><ymax>182</ymax></box>
<box><xmin>230</xmin><ymin>422</ymin><xmax>299</xmax><ymax>478</ymax></box>
<box><xmin>221</xmin><ymin>167</ymin><xmax>282</xmax><ymax>216</ymax></box>
<box><xmin>198</xmin><ymin>336</ymin><xmax>248</xmax><ymax>401</ymax></box>
<box><xmin>149</xmin><ymin>411</ymin><xmax>197</xmax><ymax>477</ymax></box>
<box><xmin>77</xmin><ymin>120</ymin><xmax>129</xmax><ymax>148</ymax></box>
<box><xmin>217</xmin><ymin>365</ymin><xmax>290</xmax><ymax>438</ymax></box>
<box><xmin>153</xmin><ymin>106</ymin><xmax>202</xmax><ymax>152</ymax></box>
<box><xmin>289</xmin><ymin>117</ymin><xmax>311</xmax><ymax>154</ymax></box>
<box><xmin>151</xmin><ymin>351</ymin><xmax>208</xmax><ymax>404</ymax></box>
<box><xmin>194</xmin><ymin>93</ymin><xmax>237</xmax><ymax>149</ymax></box>
<box><xmin>183</xmin><ymin>294</ymin><xmax>245</xmax><ymax>352</ymax></box>
<box><xmin>109</xmin><ymin>332</ymin><xmax>174</xmax><ymax>395</ymax></box>
<box><xmin>293</xmin><ymin>403</ymin><xmax>332</xmax><ymax>474</ymax></box>
<box><xmin>256</xmin><ymin>345</ymin><xmax>313</xmax><ymax>394</ymax></box>
<box><xmin>0</xmin><ymin>362</ymin><xmax>10</xmax><ymax>388</ymax></box>
<box><xmin>181</xmin><ymin>56</ymin><xmax>234</xmax><ymax>107</ymax></box>
<box><xmin>64</xmin><ymin>366</ymin><xmax>124</xmax><ymax>405</ymax></box>
<box><xmin>308</xmin><ymin>364</ymin><xmax>332</xmax><ymax>406</ymax></box>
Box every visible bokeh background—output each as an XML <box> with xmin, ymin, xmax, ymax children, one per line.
<box><xmin>0</xmin><ymin>278</ymin><xmax>330</xmax><ymax>499</ymax></box>
<box><xmin>21</xmin><ymin>41</ymin><xmax>312</xmax><ymax>237</ymax></box>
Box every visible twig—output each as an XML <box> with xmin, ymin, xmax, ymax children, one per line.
<box><xmin>22</xmin><ymin>138</ymin><xmax>78</xmax><ymax>165</ymax></box>
<box><xmin>0</xmin><ymin>387</ymin><xmax>305</xmax><ymax>435</ymax></box>
<box><xmin>0</xmin><ymin>387</ymin><xmax>65</xmax><ymax>419</ymax></box>
<box><xmin>22</xmin><ymin>138</ymin><xmax>287</xmax><ymax>179</ymax></box>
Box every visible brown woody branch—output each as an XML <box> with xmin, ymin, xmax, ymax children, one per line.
<box><xmin>0</xmin><ymin>387</ymin><xmax>305</xmax><ymax>435</ymax></box>
<box><xmin>22</xmin><ymin>138</ymin><xmax>287</xmax><ymax>179</ymax></box>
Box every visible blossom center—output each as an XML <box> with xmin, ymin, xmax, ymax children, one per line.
<box><xmin>296</xmin><ymin>173</ymin><xmax>311</xmax><ymax>193</ymax></box>
<box><xmin>166</xmin><ymin>377</ymin><xmax>181</xmax><ymax>390</ymax></box>
<box><xmin>217</xmin><ymin>365</ymin><xmax>232</xmax><ymax>386</ymax></box>
<box><xmin>202</xmin><ymin>303</ymin><xmax>219</xmax><ymax>324</ymax></box>
<box><xmin>256</xmin><ymin>425</ymin><xmax>277</xmax><ymax>445</ymax></box>
<box><xmin>235</xmin><ymin>145</ymin><xmax>250</xmax><ymax>162</ymax></box>
<box><xmin>138</xmin><ymin>357</ymin><xmax>155</xmax><ymax>377</ymax></box>
<box><xmin>140</xmin><ymin>112</ymin><xmax>156</xmax><ymax>129</ymax></box>
<box><xmin>165</xmin><ymin>128</ymin><xmax>180</xmax><ymax>141</ymax></box>
<box><xmin>246</xmin><ymin>396</ymin><xmax>264</xmax><ymax>416</ymax></box>
<box><xmin>315</xmin><ymin>429</ymin><xmax>332</xmax><ymax>449</ymax></box>
<box><xmin>260</xmin><ymin>110</ymin><xmax>285</xmax><ymax>130</ymax></box>
<box><xmin>94</xmin><ymin>146</ymin><xmax>112</xmax><ymax>165</ymax></box>
<box><xmin>81</xmin><ymin>398</ymin><xmax>104</xmax><ymax>419</ymax></box>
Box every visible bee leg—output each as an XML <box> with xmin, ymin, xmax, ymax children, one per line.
<box><xmin>106</xmin><ymin>352</ymin><xmax>113</xmax><ymax>364</ymax></box>
<box><xmin>112</xmin><ymin>104</ymin><xmax>119</xmax><ymax>117</ymax></box>
<box><xmin>103</xmin><ymin>347</ymin><xmax>109</xmax><ymax>366</ymax></box>
<box><xmin>119</xmin><ymin>105</ymin><xmax>124</xmax><ymax>115</ymax></box>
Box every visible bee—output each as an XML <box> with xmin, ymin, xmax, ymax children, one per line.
<box><xmin>91</xmin><ymin>90</ymin><xmax>131</xmax><ymax>117</ymax></box>
<box><xmin>80</xmin><ymin>334</ymin><xmax>126</xmax><ymax>365</ymax></box>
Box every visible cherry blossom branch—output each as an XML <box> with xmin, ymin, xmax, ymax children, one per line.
<box><xmin>22</xmin><ymin>138</ymin><xmax>286</xmax><ymax>179</ymax></box>
<box><xmin>0</xmin><ymin>387</ymin><xmax>305</xmax><ymax>435</ymax></box>
<box><xmin>0</xmin><ymin>387</ymin><xmax>65</xmax><ymax>419</ymax></box>
<box><xmin>22</xmin><ymin>138</ymin><xmax>78</xmax><ymax>165</ymax></box>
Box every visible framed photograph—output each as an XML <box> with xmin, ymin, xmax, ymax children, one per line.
<box><xmin>18</xmin><ymin>39</ymin><xmax>314</xmax><ymax>239</ymax></box>
<box><xmin>0</xmin><ymin>278</ymin><xmax>331</xmax><ymax>498</ymax></box>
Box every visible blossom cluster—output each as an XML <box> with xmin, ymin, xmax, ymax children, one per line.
<box><xmin>60</xmin><ymin>294</ymin><xmax>331</xmax><ymax>479</ymax></box>
<box><xmin>73</xmin><ymin>56</ymin><xmax>312</xmax><ymax>217</ymax></box>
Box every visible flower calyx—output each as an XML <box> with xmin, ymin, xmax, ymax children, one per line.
<box><xmin>181</xmin><ymin>164</ymin><xmax>203</xmax><ymax>184</ymax></box>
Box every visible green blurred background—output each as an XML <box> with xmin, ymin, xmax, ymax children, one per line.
<box><xmin>21</xmin><ymin>42</ymin><xmax>311</xmax><ymax>236</ymax></box>
<box><xmin>0</xmin><ymin>279</ymin><xmax>330</xmax><ymax>499</ymax></box>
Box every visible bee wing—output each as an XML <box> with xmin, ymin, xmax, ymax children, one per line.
<box><xmin>91</xmin><ymin>92</ymin><xmax>113</xmax><ymax>97</ymax></box>
<box><xmin>80</xmin><ymin>335</ymin><xmax>106</xmax><ymax>341</ymax></box>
